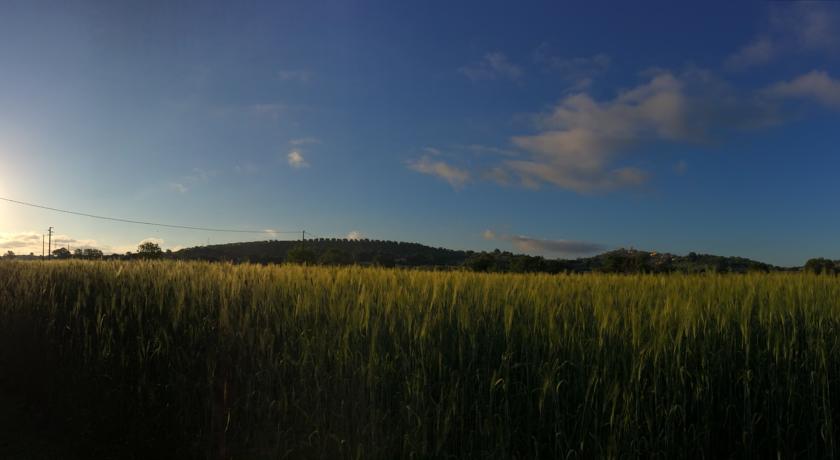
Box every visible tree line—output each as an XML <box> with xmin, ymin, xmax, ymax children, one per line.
<box><xmin>3</xmin><ymin>240</ymin><xmax>837</xmax><ymax>274</ymax></box>
<box><xmin>2</xmin><ymin>241</ymin><xmax>166</xmax><ymax>260</ymax></box>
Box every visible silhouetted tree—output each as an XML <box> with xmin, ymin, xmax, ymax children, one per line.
<box><xmin>137</xmin><ymin>242</ymin><xmax>163</xmax><ymax>259</ymax></box>
<box><xmin>287</xmin><ymin>246</ymin><xmax>316</xmax><ymax>264</ymax></box>
<box><xmin>466</xmin><ymin>253</ymin><xmax>495</xmax><ymax>272</ymax></box>
<box><xmin>511</xmin><ymin>255</ymin><xmax>544</xmax><ymax>273</ymax></box>
<box><xmin>805</xmin><ymin>258</ymin><xmax>837</xmax><ymax>274</ymax></box>
<box><xmin>74</xmin><ymin>248</ymin><xmax>104</xmax><ymax>259</ymax></box>
<box><xmin>319</xmin><ymin>248</ymin><xmax>351</xmax><ymax>265</ymax></box>
<box><xmin>600</xmin><ymin>253</ymin><xmax>625</xmax><ymax>273</ymax></box>
<box><xmin>52</xmin><ymin>248</ymin><xmax>71</xmax><ymax>259</ymax></box>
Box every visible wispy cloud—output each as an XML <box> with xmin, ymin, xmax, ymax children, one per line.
<box><xmin>534</xmin><ymin>44</ymin><xmax>611</xmax><ymax>90</ymax></box>
<box><xmin>483</xmin><ymin>229</ymin><xmax>604</xmax><ymax>257</ymax></box>
<box><xmin>459</xmin><ymin>52</ymin><xmax>523</xmax><ymax>81</ymax></box>
<box><xmin>771</xmin><ymin>2</ymin><xmax>839</xmax><ymax>51</ymax></box>
<box><xmin>726</xmin><ymin>3</ymin><xmax>839</xmax><ymax>70</ymax></box>
<box><xmin>490</xmin><ymin>68</ymin><xmax>781</xmax><ymax>193</ymax></box>
<box><xmin>483</xmin><ymin>167</ymin><xmax>512</xmax><ymax>186</ymax></box>
<box><xmin>508</xmin><ymin>235</ymin><xmax>604</xmax><ymax>256</ymax></box>
<box><xmin>505</xmin><ymin>159</ymin><xmax>648</xmax><ymax>193</ymax></box>
<box><xmin>346</xmin><ymin>231</ymin><xmax>364</xmax><ymax>240</ymax></box>
<box><xmin>0</xmin><ymin>232</ymin><xmax>42</xmax><ymax>251</ymax></box>
<box><xmin>169</xmin><ymin>183</ymin><xmax>189</xmax><ymax>193</ymax></box>
<box><xmin>726</xmin><ymin>36</ymin><xmax>776</xmax><ymax>70</ymax></box>
<box><xmin>464</xmin><ymin>144</ymin><xmax>519</xmax><ymax>157</ymax></box>
<box><xmin>287</xmin><ymin>150</ymin><xmax>309</xmax><ymax>168</ymax></box>
<box><xmin>277</xmin><ymin>69</ymin><xmax>312</xmax><ymax>83</ymax></box>
<box><xmin>168</xmin><ymin>168</ymin><xmax>215</xmax><ymax>194</ymax></box>
<box><xmin>250</xmin><ymin>103</ymin><xmax>288</xmax><ymax>120</ymax></box>
<box><xmin>290</xmin><ymin>137</ymin><xmax>321</xmax><ymax>146</ymax></box>
<box><xmin>234</xmin><ymin>162</ymin><xmax>260</xmax><ymax>175</ymax></box>
<box><xmin>764</xmin><ymin>70</ymin><xmax>840</xmax><ymax>108</ymax></box>
<box><xmin>407</xmin><ymin>155</ymin><xmax>470</xmax><ymax>188</ymax></box>
<box><xmin>0</xmin><ymin>231</ymin><xmax>124</xmax><ymax>255</ymax></box>
<box><xmin>436</xmin><ymin>68</ymin><xmax>782</xmax><ymax>194</ymax></box>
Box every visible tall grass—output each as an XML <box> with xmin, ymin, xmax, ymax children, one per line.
<box><xmin>1</xmin><ymin>260</ymin><xmax>839</xmax><ymax>458</ymax></box>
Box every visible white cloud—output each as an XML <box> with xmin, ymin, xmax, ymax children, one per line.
<box><xmin>506</xmin><ymin>72</ymin><xmax>687</xmax><ymax>192</ymax></box>
<box><xmin>459</xmin><ymin>52</ymin><xmax>523</xmax><ymax>81</ymax></box>
<box><xmin>287</xmin><ymin>150</ymin><xmax>310</xmax><ymax>169</ymax></box>
<box><xmin>488</xmin><ymin>68</ymin><xmax>782</xmax><ymax>193</ymax></box>
<box><xmin>346</xmin><ymin>231</ymin><xmax>364</xmax><ymax>240</ymax></box>
<box><xmin>764</xmin><ymin>70</ymin><xmax>840</xmax><ymax>108</ymax></box>
<box><xmin>277</xmin><ymin>69</ymin><xmax>312</xmax><ymax>83</ymax></box>
<box><xmin>407</xmin><ymin>155</ymin><xmax>470</xmax><ymax>188</ymax></box>
<box><xmin>482</xmin><ymin>229</ymin><xmax>496</xmax><ymax>240</ymax></box>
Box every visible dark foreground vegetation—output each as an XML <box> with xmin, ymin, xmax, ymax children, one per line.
<box><xmin>3</xmin><ymin>260</ymin><xmax>840</xmax><ymax>458</ymax></box>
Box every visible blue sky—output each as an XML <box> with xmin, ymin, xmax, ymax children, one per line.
<box><xmin>1</xmin><ymin>0</ymin><xmax>839</xmax><ymax>265</ymax></box>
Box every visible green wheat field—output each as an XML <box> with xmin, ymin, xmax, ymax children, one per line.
<box><xmin>2</xmin><ymin>260</ymin><xmax>840</xmax><ymax>458</ymax></box>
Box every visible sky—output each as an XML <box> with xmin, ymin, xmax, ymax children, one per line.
<box><xmin>1</xmin><ymin>0</ymin><xmax>839</xmax><ymax>266</ymax></box>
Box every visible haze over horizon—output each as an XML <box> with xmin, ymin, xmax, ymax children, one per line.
<box><xmin>2</xmin><ymin>1</ymin><xmax>840</xmax><ymax>266</ymax></box>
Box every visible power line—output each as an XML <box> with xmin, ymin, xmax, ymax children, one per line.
<box><xmin>0</xmin><ymin>196</ymin><xmax>302</xmax><ymax>235</ymax></box>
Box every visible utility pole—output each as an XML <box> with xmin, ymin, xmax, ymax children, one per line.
<box><xmin>47</xmin><ymin>227</ymin><xmax>53</xmax><ymax>259</ymax></box>
<box><xmin>302</xmin><ymin>230</ymin><xmax>305</xmax><ymax>248</ymax></box>
<box><xmin>42</xmin><ymin>234</ymin><xmax>45</xmax><ymax>259</ymax></box>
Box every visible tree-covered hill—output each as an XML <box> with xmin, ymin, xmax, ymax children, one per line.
<box><xmin>174</xmin><ymin>238</ymin><xmax>470</xmax><ymax>268</ymax></box>
<box><xmin>171</xmin><ymin>239</ymin><xmax>792</xmax><ymax>273</ymax></box>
